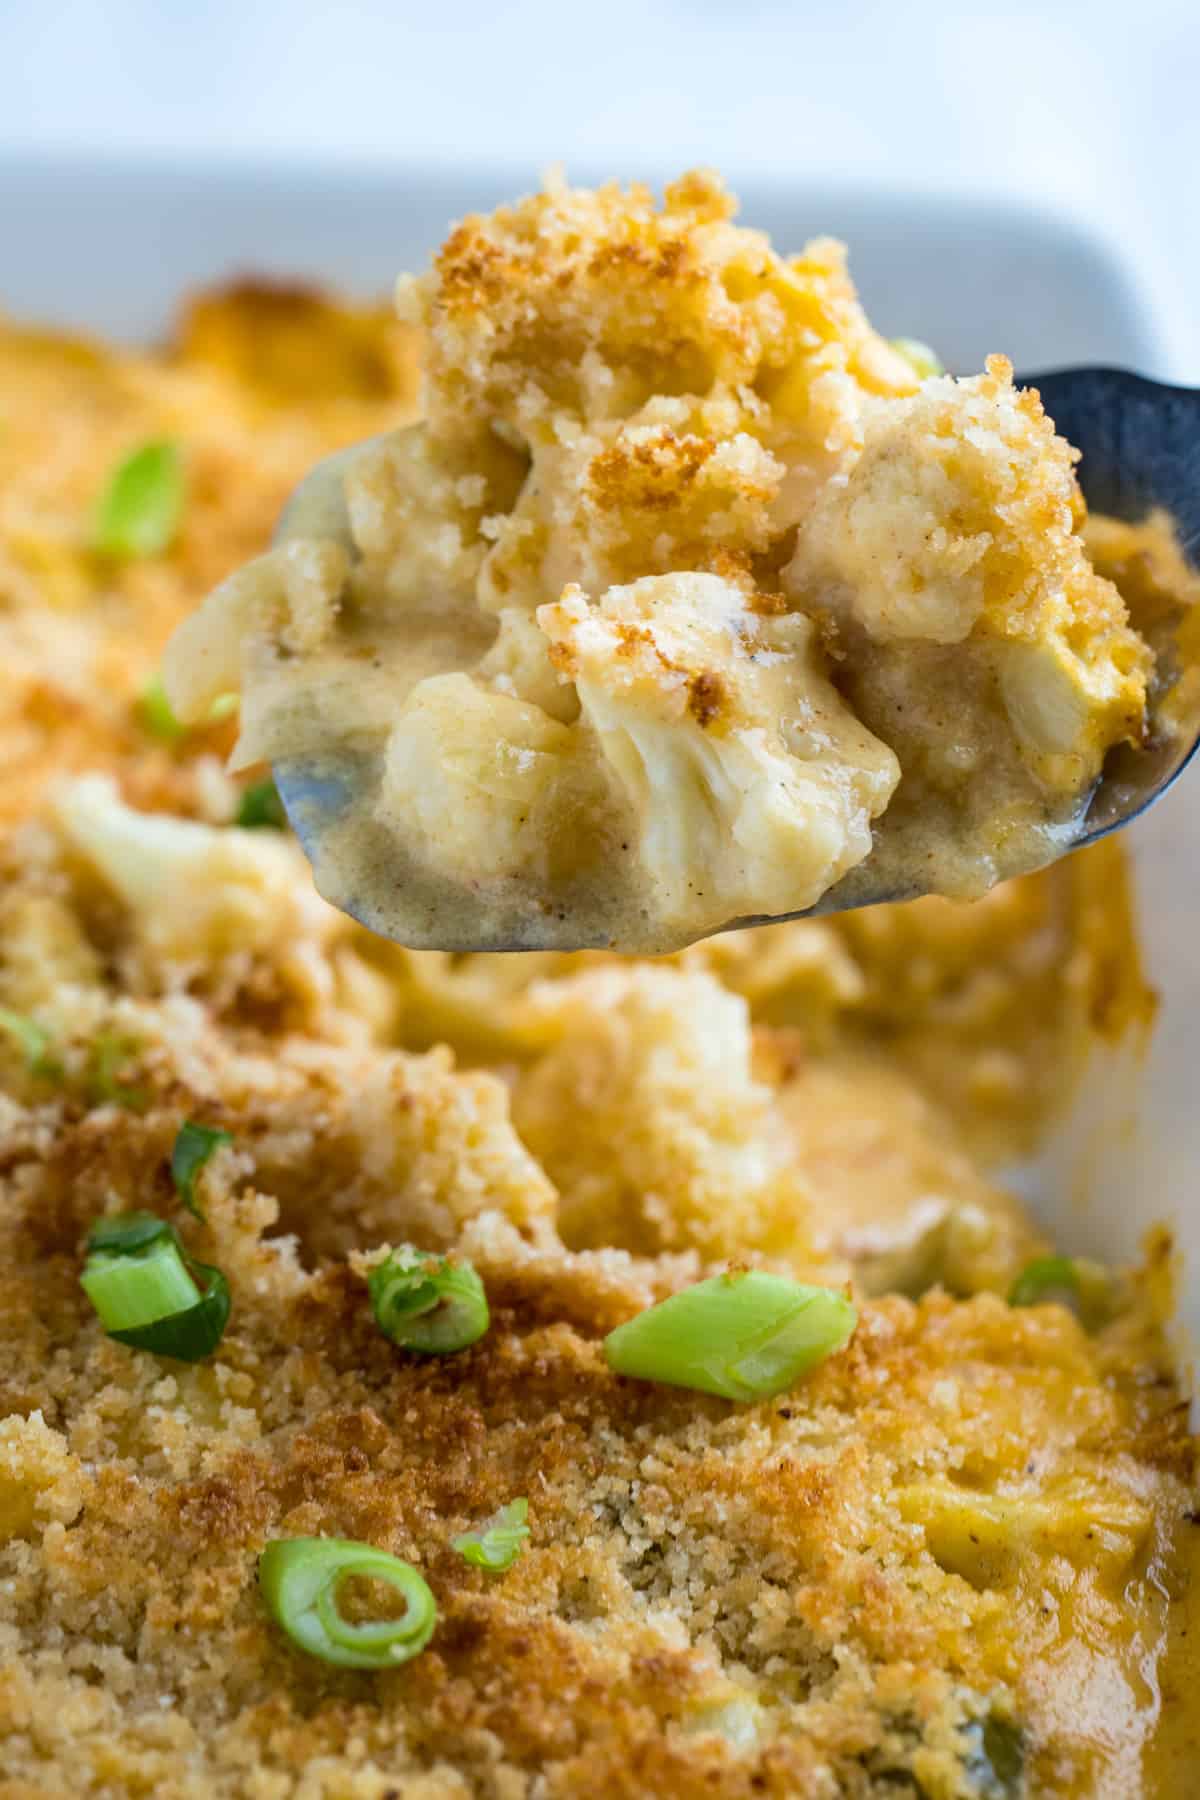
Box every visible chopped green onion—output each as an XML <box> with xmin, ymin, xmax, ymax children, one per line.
<box><xmin>235</xmin><ymin>779</ymin><xmax>287</xmax><ymax>830</ymax></box>
<box><xmin>88</xmin><ymin>1033</ymin><xmax>146</xmax><ymax>1110</ymax></box>
<box><xmin>890</xmin><ymin>337</ymin><xmax>944</xmax><ymax>380</ymax></box>
<box><xmin>603</xmin><ymin>1271</ymin><xmax>857</xmax><ymax>1402</ymax></box>
<box><xmin>964</xmin><ymin>1712</ymin><xmax>1024</xmax><ymax>1797</ymax></box>
<box><xmin>1008</xmin><ymin>1255</ymin><xmax>1112</xmax><ymax>1330</ymax></box>
<box><xmin>1008</xmin><ymin>1256</ymin><xmax>1082</xmax><ymax>1310</ymax></box>
<box><xmin>0</xmin><ymin>1006</ymin><xmax>61</xmax><ymax>1079</ymax></box>
<box><xmin>259</xmin><ymin>1537</ymin><xmax>437</xmax><ymax>1669</ymax></box>
<box><xmin>88</xmin><ymin>1209</ymin><xmax>173</xmax><ymax>1255</ymax></box>
<box><xmin>139</xmin><ymin>675</ymin><xmax>235</xmax><ymax>739</ymax></box>
<box><xmin>368</xmin><ymin>1247</ymin><xmax>489</xmax><ymax>1355</ymax></box>
<box><xmin>93</xmin><ymin>440</ymin><xmax>185</xmax><ymax>559</ymax></box>
<box><xmin>452</xmin><ymin>1499</ymin><xmax>529</xmax><ymax>1572</ymax></box>
<box><xmin>83</xmin><ymin>1233</ymin><xmax>201</xmax><ymax>1327</ymax></box>
<box><xmin>138</xmin><ymin>674</ymin><xmax>185</xmax><ymax>742</ymax></box>
<box><xmin>81</xmin><ymin>1211</ymin><xmax>230</xmax><ymax>1361</ymax></box>
<box><xmin>171</xmin><ymin>1120</ymin><xmax>232</xmax><ymax>1220</ymax></box>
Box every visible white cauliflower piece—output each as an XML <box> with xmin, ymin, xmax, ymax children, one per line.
<box><xmin>344</xmin><ymin>423</ymin><xmax>521</xmax><ymax>607</ymax></box>
<box><xmin>378</xmin><ymin>672</ymin><xmax>610</xmax><ymax>888</ymax></box>
<box><xmin>162</xmin><ymin>538</ymin><xmax>349</xmax><ymax>724</ymax></box>
<box><xmin>511</xmin><ymin>963</ymin><xmax>826</xmax><ymax>1266</ymax></box>
<box><xmin>346</xmin><ymin>1043</ymin><xmax>559</xmax><ymax>1245</ymax></box>
<box><xmin>787</xmin><ymin>358</ymin><xmax>1150</xmax><ymax>782</ymax></box>
<box><xmin>537</xmin><ymin>573</ymin><xmax>898</xmax><ymax>939</ymax></box>
<box><xmin>49</xmin><ymin>775</ymin><xmax>335</xmax><ymax>965</ymax></box>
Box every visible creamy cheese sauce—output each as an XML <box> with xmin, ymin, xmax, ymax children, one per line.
<box><xmin>199</xmin><ymin>423</ymin><xmax>1141</xmax><ymax>958</ymax></box>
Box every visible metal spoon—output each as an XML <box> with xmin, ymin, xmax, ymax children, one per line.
<box><xmin>271</xmin><ymin>372</ymin><xmax>1200</xmax><ymax>946</ymax></box>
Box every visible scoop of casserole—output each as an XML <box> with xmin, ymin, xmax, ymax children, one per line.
<box><xmin>164</xmin><ymin>171</ymin><xmax>1150</xmax><ymax>952</ymax></box>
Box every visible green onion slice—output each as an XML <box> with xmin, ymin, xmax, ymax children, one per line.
<box><xmin>452</xmin><ymin>1499</ymin><xmax>529</xmax><ymax>1572</ymax></box>
<box><xmin>235</xmin><ymin>780</ymin><xmax>287</xmax><ymax>830</ymax></box>
<box><xmin>81</xmin><ymin>1211</ymin><xmax>230</xmax><ymax>1361</ymax></box>
<box><xmin>171</xmin><ymin>1120</ymin><xmax>232</xmax><ymax>1220</ymax></box>
<box><xmin>88</xmin><ymin>1209</ymin><xmax>174</xmax><ymax>1256</ymax></box>
<box><xmin>88</xmin><ymin>1033</ymin><xmax>146</xmax><ymax>1110</ymax></box>
<box><xmin>964</xmin><ymin>1711</ymin><xmax>1025</xmax><ymax>1797</ymax></box>
<box><xmin>890</xmin><ymin>337</ymin><xmax>944</xmax><ymax>380</ymax></box>
<box><xmin>1008</xmin><ymin>1255</ymin><xmax>1082</xmax><ymax>1309</ymax></box>
<box><xmin>0</xmin><ymin>1006</ymin><xmax>61</xmax><ymax>1079</ymax></box>
<box><xmin>603</xmin><ymin>1271</ymin><xmax>857</xmax><ymax>1402</ymax></box>
<box><xmin>368</xmin><ymin>1247</ymin><xmax>489</xmax><ymax>1355</ymax></box>
<box><xmin>1008</xmin><ymin>1255</ymin><xmax>1112</xmax><ymax>1330</ymax></box>
<box><xmin>259</xmin><ymin>1537</ymin><xmax>437</xmax><ymax>1669</ymax></box>
<box><xmin>93</xmin><ymin>440</ymin><xmax>185</xmax><ymax>559</ymax></box>
<box><xmin>138</xmin><ymin>674</ymin><xmax>185</xmax><ymax>742</ymax></box>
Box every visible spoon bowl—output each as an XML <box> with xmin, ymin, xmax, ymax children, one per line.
<box><xmin>272</xmin><ymin>371</ymin><xmax>1200</xmax><ymax>947</ymax></box>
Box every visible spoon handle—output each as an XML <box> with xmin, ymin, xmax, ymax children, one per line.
<box><xmin>1020</xmin><ymin>367</ymin><xmax>1200</xmax><ymax>559</ymax></box>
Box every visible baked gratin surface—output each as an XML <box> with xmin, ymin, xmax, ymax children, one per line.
<box><xmin>0</xmin><ymin>281</ymin><xmax>1196</xmax><ymax>1800</ymax></box>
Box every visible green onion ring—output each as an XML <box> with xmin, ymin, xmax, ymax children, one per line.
<box><xmin>259</xmin><ymin>1537</ymin><xmax>437</xmax><ymax>1669</ymax></box>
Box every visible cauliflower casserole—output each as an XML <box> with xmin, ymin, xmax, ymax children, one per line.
<box><xmin>0</xmin><ymin>195</ymin><xmax>1197</xmax><ymax>1799</ymax></box>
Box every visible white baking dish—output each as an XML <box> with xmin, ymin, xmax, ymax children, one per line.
<box><xmin>1</xmin><ymin>152</ymin><xmax>1192</xmax><ymax>1351</ymax></box>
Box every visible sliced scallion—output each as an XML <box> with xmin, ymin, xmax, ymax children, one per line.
<box><xmin>368</xmin><ymin>1247</ymin><xmax>489</xmax><ymax>1355</ymax></box>
<box><xmin>88</xmin><ymin>1033</ymin><xmax>145</xmax><ymax>1110</ymax></box>
<box><xmin>235</xmin><ymin>780</ymin><xmax>286</xmax><ymax>830</ymax></box>
<box><xmin>171</xmin><ymin>1120</ymin><xmax>232</xmax><ymax>1220</ymax></box>
<box><xmin>0</xmin><ymin>1006</ymin><xmax>61</xmax><ymax>1079</ymax></box>
<box><xmin>452</xmin><ymin>1499</ymin><xmax>529</xmax><ymax>1572</ymax></box>
<box><xmin>93</xmin><ymin>440</ymin><xmax>185</xmax><ymax>560</ymax></box>
<box><xmin>81</xmin><ymin>1211</ymin><xmax>230</xmax><ymax>1361</ymax></box>
<box><xmin>88</xmin><ymin>1209</ymin><xmax>176</xmax><ymax>1255</ymax></box>
<box><xmin>603</xmin><ymin>1271</ymin><xmax>857</xmax><ymax>1402</ymax></box>
<box><xmin>1008</xmin><ymin>1256</ymin><xmax>1081</xmax><ymax>1310</ymax></box>
<box><xmin>259</xmin><ymin>1537</ymin><xmax>437</xmax><ymax>1669</ymax></box>
<box><xmin>964</xmin><ymin>1711</ymin><xmax>1025</xmax><ymax>1797</ymax></box>
<box><xmin>1008</xmin><ymin>1255</ymin><xmax>1112</xmax><ymax>1330</ymax></box>
<box><xmin>138</xmin><ymin>674</ymin><xmax>185</xmax><ymax>742</ymax></box>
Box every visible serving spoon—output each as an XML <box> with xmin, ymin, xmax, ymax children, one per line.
<box><xmin>270</xmin><ymin>369</ymin><xmax>1200</xmax><ymax>946</ymax></box>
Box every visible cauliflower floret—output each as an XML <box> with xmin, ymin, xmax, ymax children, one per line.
<box><xmin>477</xmin><ymin>393</ymin><xmax>788</xmax><ymax>621</ymax></box>
<box><xmin>378</xmin><ymin>672</ymin><xmax>612</xmax><ymax>887</ymax></box>
<box><xmin>787</xmin><ymin>357</ymin><xmax>1150</xmax><ymax>785</ymax></box>
<box><xmin>476</xmin><ymin>606</ymin><xmax>579</xmax><ymax>721</ymax></box>
<box><xmin>48</xmin><ymin>775</ymin><xmax>335</xmax><ymax>965</ymax></box>
<box><xmin>538</xmin><ymin>573</ymin><xmax>898</xmax><ymax>939</ymax></box>
<box><xmin>346</xmin><ymin>1044</ymin><xmax>559</xmax><ymax>1246</ymax></box>
<box><xmin>511</xmin><ymin>963</ymin><xmax>830</xmax><ymax>1268</ymax></box>
<box><xmin>162</xmin><ymin>538</ymin><xmax>349</xmax><ymax>725</ymax></box>
<box><xmin>345</xmin><ymin>421</ymin><xmax>526</xmax><ymax>608</ymax></box>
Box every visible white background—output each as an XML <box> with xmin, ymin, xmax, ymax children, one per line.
<box><xmin>1</xmin><ymin>0</ymin><xmax>1197</xmax><ymax>372</ymax></box>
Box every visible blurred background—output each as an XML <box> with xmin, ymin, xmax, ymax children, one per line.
<box><xmin>0</xmin><ymin>0</ymin><xmax>1195</xmax><ymax>372</ymax></box>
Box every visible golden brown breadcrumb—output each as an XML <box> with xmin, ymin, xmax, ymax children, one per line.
<box><xmin>0</xmin><ymin>283</ymin><xmax>1194</xmax><ymax>1800</ymax></box>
